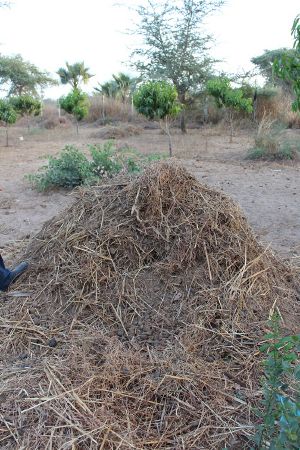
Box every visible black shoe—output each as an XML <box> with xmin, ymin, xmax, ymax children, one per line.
<box><xmin>3</xmin><ymin>261</ymin><xmax>29</xmax><ymax>291</ymax></box>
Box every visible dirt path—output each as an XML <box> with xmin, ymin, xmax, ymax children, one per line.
<box><xmin>0</xmin><ymin>126</ymin><xmax>299</xmax><ymax>261</ymax></box>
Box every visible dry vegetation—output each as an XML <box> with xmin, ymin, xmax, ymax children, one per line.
<box><xmin>0</xmin><ymin>164</ymin><xmax>299</xmax><ymax>449</ymax></box>
<box><xmin>0</xmin><ymin>89</ymin><xmax>299</xmax><ymax>449</ymax></box>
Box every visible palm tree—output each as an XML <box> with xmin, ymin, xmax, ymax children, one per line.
<box><xmin>94</xmin><ymin>80</ymin><xmax>119</xmax><ymax>98</ymax></box>
<box><xmin>112</xmin><ymin>73</ymin><xmax>136</xmax><ymax>102</ymax></box>
<box><xmin>57</xmin><ymin>62</ymin><xmax>93</xmax><ymax>89</ymax></box>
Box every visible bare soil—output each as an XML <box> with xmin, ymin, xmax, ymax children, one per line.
<box><xmin>0</xmin><ymin>124</ymin><xmax>299</xmax><ymax>262</ymax></box>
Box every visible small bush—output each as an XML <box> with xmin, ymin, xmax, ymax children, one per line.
<box><xmin>247</xmin><ymin>116</ymin><xmax>300</xmax><ymax>160</ymax></box>
<box><xmin>27</xmin><ymin>141</ymin><xmax>167</xmax><ymax>191</ymax></box>
<box><xmin>253</xmin><ymin>311</ymin><xmax>300</xmax><ymax>449</ymax></box>
<box><xmin>89</xmin><ymin>141</ymin><xmax>122</xmax><ymax>177</ymax></box>
<box><xmin>27</xmin><ymin>145</ymin><xmax>96</xmax><ymax>191</ymax></box>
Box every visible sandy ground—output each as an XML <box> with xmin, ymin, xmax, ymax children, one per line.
<box><xmin>0</xmin><ymin>124</ymin><xmax>299</xmax><ymax>263</ymax></box>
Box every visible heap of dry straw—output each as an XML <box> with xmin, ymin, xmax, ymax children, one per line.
<box><xmin>0</xmin><ymin>163</ymin><xmax>299</xmax><ymax>449</ymax></box>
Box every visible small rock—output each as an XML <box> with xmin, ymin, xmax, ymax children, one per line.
<box><xmin>48</xmin><ymin>337</ymin><xmax>58</xmax><ymax>348</ymax></box>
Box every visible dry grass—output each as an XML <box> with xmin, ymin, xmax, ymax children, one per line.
<box><xmin>248</xmin><ymin>114</ymin><xmax>300</xmax><ymax>160</ymax></box>
<box><xmin>0</xmin><ymin>163</ymin><xmax>299</xmax><ymax>449</ymax></box>
<box><xmin>90</xmin><ymin>124</ymin><xmax>143</xmax><ymax>140</ymax></box>
<box><xmin>256</xmin><ymin>91</ymin><xmax>300</xmax><ymax>128</ymax></box>
<box><xmin>86</xmin><ymin>96</ymin><xmax>140</xmax><ymax>124</ymax></box>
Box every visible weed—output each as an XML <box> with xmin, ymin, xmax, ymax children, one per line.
<box><xmin>27</xmin><ymin>145</ymin><xmax>95</xmax><ymax>191</ymax></box>
<box><xmin>253</xmin><ymin>311</ymin><xmax>300</xmax><ymax>449</ymax></box>
<box><xmin>247</xmin><ymin>115</ymin><xmax>300</xmax><ymax>160</ymax></box>
<box><xmin>27</xmin><ymin>141</ymin><xmax>167</xmax><ymax>191</ymax></box>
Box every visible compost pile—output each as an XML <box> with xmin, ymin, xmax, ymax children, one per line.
<box><xmin>0</xmin><ymin>163</ymin><xmax>299</xmax><ymax>449</ymax></box>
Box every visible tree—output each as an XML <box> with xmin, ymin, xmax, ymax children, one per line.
<box><xmin>112</xmin><ymin>73</ymin><xmax>137</xmax><ymax>102</ymax></box>
<box><xmin>57</xmin><ymin>62</ymin><xmax>93</xmax><ymax>89</ymax></box>
<box><xmin>207</xmin><ymin>78</ymin><xmax>253</xmax><ymax>142</ymax></box>
<box><xmin>274</xmin><ymin>15</ymin><xmax>300</xmax><ymax>112</ymax></box>
<box><xmin>10</xmin><ymin>95</ymin><xmax>41</xmax><ymax>131</ymax></box>
<box><xmin>94</xmin><ymin>80</ymin><xmax>119</xmax><ymax>98</ymax></box>
<box><xmin>251</xmin><ymin>49</ymin><xmax>296</xmax><ymax>92</ymax></box>
<box><xmin>0</xmin><ymin>54</ymin><xmax>56</xmax><ymax>96</ymax></box>
<box><xmin>0</xmin><ymin>99</ymin><xmax>17</xmax><ymax>146</ymax></box>
<box><xmin>94</xmin><ymin>74</ymin><xmax>137</xmax><ymax>100</ymax></box>
<box><xmin>130</xmin><ymin>0</ymin><xmax>224</xmax><ymax>133</ymax></box>
<box><xmin>133</xmin><ymin>80</ymin><xmax>181</xmax><ymax>156</ymax></box>
<box><xmin>59</xmin><ymin>89</ymin><xmax>90</xmax><ymax>134</ymax></box>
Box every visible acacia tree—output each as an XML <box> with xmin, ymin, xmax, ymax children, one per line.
<box><xmin>10</xmin><ymin>95</ymin><xmax>41</xmax><ymax>131</ymax></box>
<box><xmin>133</xmin><ymin>80</ymin><xmax>181</xmax><ymax>156</ymax></box>
<box><xmin>251</xmin><ymin>49</ymin><xmax>296</xmax><ymax>93</ymax></box>
<box><xmin>57</xmin><ymin>62</ymin><xmax>93</xmax><ymax>89</ymax></box>
<box><xmin>207</xmin><ymin>78</ymin><xmax>253</xmax><ymax>142</ymax></box>
<box><xmin>59</xmin><ymin>89</ymin><xmax>90</xmax><ymax>134</ymax></box>
<box><xmin>274</xmin><ymin>15</ymin><xmax>300</xmax><ymax>112</ymax></box>
<box><xmin>0</xmin><ymin>99</ymin><xmax>17</xmax><ymax>146</ymax></box>
<box><xmin>131</xmin><ymin>0</ymin><xmax>223</xmax><ymax>133</ymax></box>
<box><xmin>0</xmin><ymin>54</ymin><xmax>56</xmax><ymax>96</ymax></box>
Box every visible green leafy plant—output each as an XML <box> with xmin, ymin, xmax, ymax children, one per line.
<box><xmin>0</xmin><ymin>98</ymin><xmax>17</xmax><ymax>146</ymax></box>
<box><xmin>133</xmin><ymin>80</ymin><xmax>181</xmax><ymax>156</ymax></box>
<box><xmin>0</xmin><ymin>53</ymin><xmax>57</xmax><ymax>97</ymax></box>
<box><xmin>57</xmin><ymin>62</ymin><xmax>93</xmax><ymax>90</ymax></box>
<box><xmin>27</xmin><ymin>145</ymin><xmax>95</xmax><ymax>191</ymax></box>
<box><xmin>27</xmin><ymin>141</ymin><xmax>167</xmax><ymax>191</ymax></box>
<box><xmin>89</xmin><ymin>141</ymin><xmax>122</xmax><ymax>177</ymax></box>
<box><xmin>59</xmin><ymin>88</ymin><xmax>90</xmax><ymax>134</ymax></box>
<box><xmin>253</xmin><ymin>311</ymin><xmax>300</xmax><ymax>449</ymax></box>
<box><xmin>274</xmin><ymin>15</ymin><xmax>300</xmax><ymax>112</ymax></box>
<box><xmin>10</xmin><ymin>94</ymin><xmax>41</xmax><ymax>131</ymax></box>
<box><xmin>130</xmin><ymin>0</ymin><xmax>224</xmax><ymax>133</ymax></box>
<box><xmin>207</xmin><ymin>77</ymin><xmax>253</xmax><ymax>142</ymax></box>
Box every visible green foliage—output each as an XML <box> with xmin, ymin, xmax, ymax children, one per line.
<box><xmin>10</xmin><ymin>94</ymin><xmax>41</xmax><ymax>117</ymax></box>
<box><xmin>253</xmin><ymin>312</ymin><xmax>300</xmax><ymax>449</ymax></box>
<box><xmin>57</xmin><ymin>62</ymin><xmax>93</xmax><ymax>89</ymax></box>
<box><xmin>28</xmin><ymin>141</ymin><xmax>166</xmax><ymax>191</ymax></box>
<box><xmin>59</xmin><ymin>88</ymin><xmax>90</xmax><ymax>124</ymax></box>
<box><xmin>89</xmin><ymin>141</ymin><xmax>122</xmax><ymax>176</ymax></box>
<box><xmin>251</xmin><ymin>49</ymin><xmax>296</xmax><ymax>92</ymax></box>
<box><xmin>131</xmin><ymin>0</ymin><xmax>223</xmax><ymax>97</ymax></box>
<box><xmin>134</xmin><ymin>80</ymin><xmax>181</xmax><ymax>155</ymax></box>
<box><xmin>94</xmin><ymin>80</ymin><xmax>119</xmax><ymax>98</ymax></box>
<box><xmin>0</xmin><ymin>54</ymin><xmax>56</xmax><ymax>96</ymax></box>
<box><xmin>94</xmin><ymin>73</ymin><xmax>138</xmax><ymax>102</ymax></box>
<box><xmin>207</xmin><ymin>77</ymin><xmax>253</xmax><ymax>142</ymax></box>
<box><xmin>133</xmin><ymin>81</ymin><xmax>181</xmax><ymax>120</ymax></box>
<box><xmin>27</xmin><ymin>145</ymin><xmax>95</xmax><ymax>191</ymax></box>
<box><xmin>274</xmin><ymin>15</ymin><xmax>300</xmax><ymax>112</ymax></box>
<box><xmin>131</xmin><ymin>0</ymin><xmax>224</xmax><ymax>132</ymax></box>
<box><xmin>206</xmin><ymin>78</ymin><xmax>253</xmax><ymax>113</ymax></box>
<box><xmin>0</xmin><ymin>98</ymin><xmax>17</xmax><ymax>124</ymax></box>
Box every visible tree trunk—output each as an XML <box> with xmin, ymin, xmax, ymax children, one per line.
<box><xmin>76</xmin><ymin>119</ymin><xmax>79</xmax><ymax>135</ymax></box>
<box><xmin>229</xmin><ymin>110</ymin><xmax>233</xmax><ymax>143</ymax></box>
<box><xmin>5</xmin><ymin>125</ymin><xmax>8</xmax><ymax>147</ymax></box>
<box><xmin>180</xmin><ymin>111</ymin><xmax>187</xmax><ymax>134</ymax></box>
<box><xmin>102</xmin><ymin>94</ymin><xmax>105</xmax><ymax>120</ymax></box>
<box><xmin>165</xmin><ymin>117</ymin><xmax>173</xmax><ymax>157</ymax></box>
<box><xmin>179</xmin><ymin>93</ymin><xmax>187</xmax><ymax>134</ymax></box>
<box><xmin>203</xmin><ymin>96</ymin><xmax>209</xmax><ymax>124</ymax></box>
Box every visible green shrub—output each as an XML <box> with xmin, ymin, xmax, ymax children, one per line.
<box><xmin>28</xmin><ymin>141</ymin><xmax>167</xmax><ymax>191</ymax></box>
<box><xmin>89</xmin><ymin>141</ymin><xmax>122</xmax><ymax>177</ymax></box>
<box><xmin>253</xmin><ymin>312</ymin><xmax>300</xmax><ymax>449</ymax></box>
<box><xmin>27</xmin><ymin>145</ymin><xmax>95</xmax><ymax>191</ymax></box>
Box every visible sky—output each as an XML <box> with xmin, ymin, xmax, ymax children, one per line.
<box><xmin>0</xmin><ymin>0</ymin><xmax>299</xmax><ymax>99</ymax></box>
